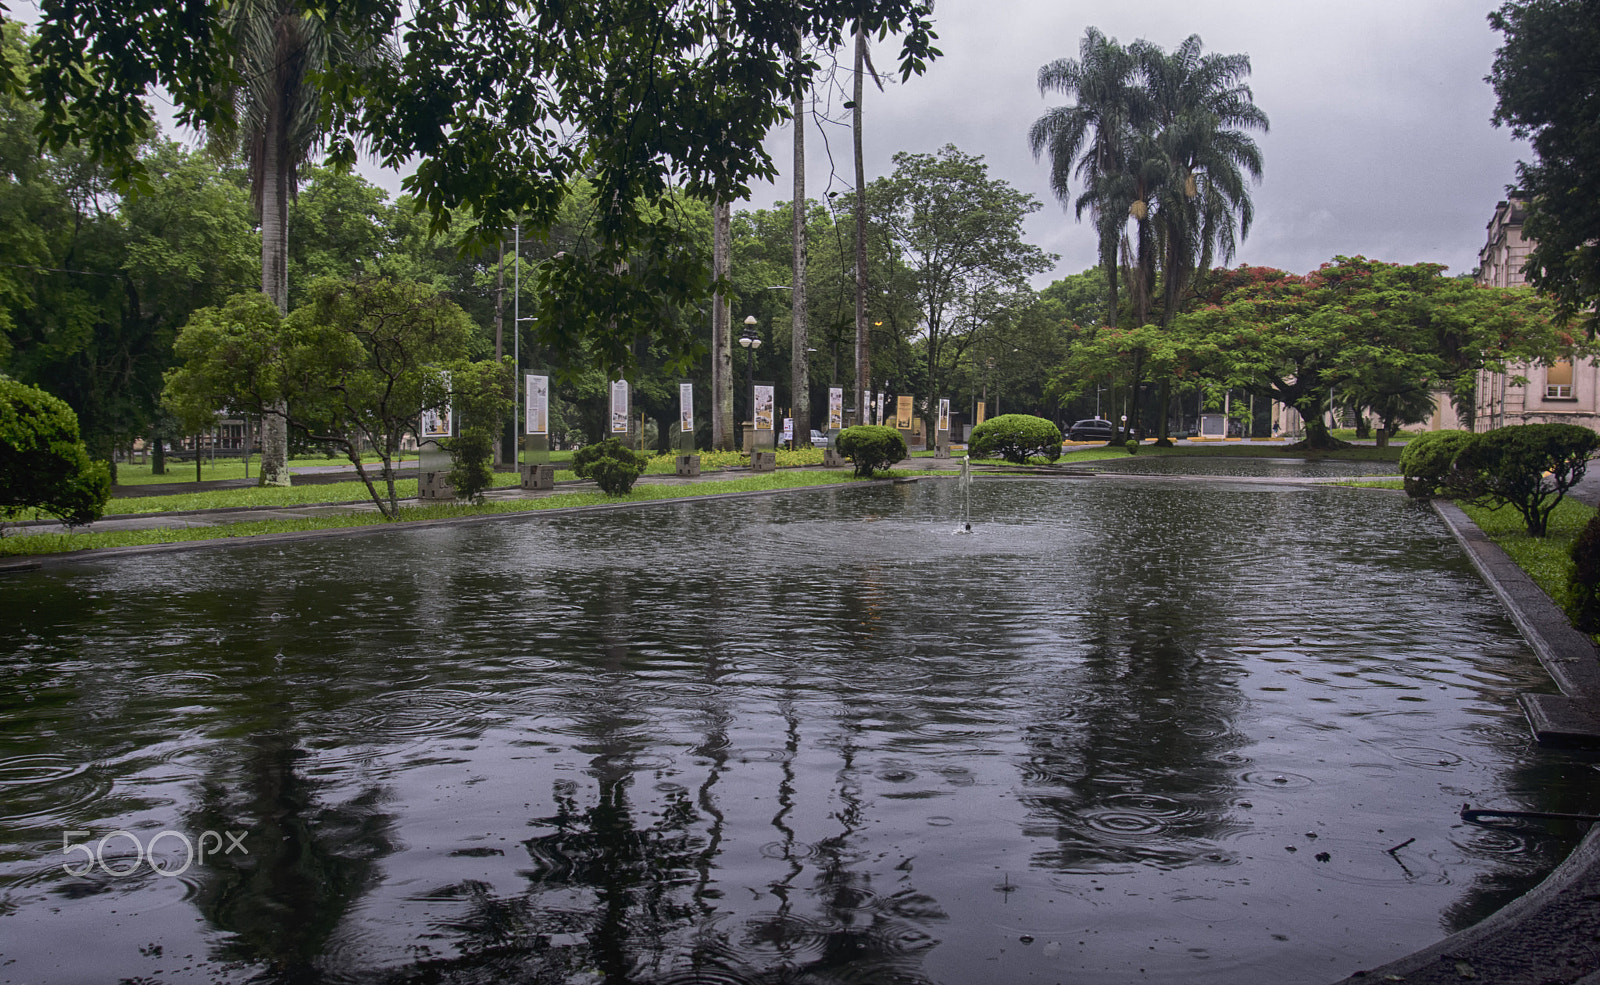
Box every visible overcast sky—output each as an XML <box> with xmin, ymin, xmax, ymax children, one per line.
<box><xmin>745</xmin><ymin>0</ymin><xmax>1527</xmax><ymax>287</ymax></box>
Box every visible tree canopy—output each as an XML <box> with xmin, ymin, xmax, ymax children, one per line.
<box><xmin>870</xmin><ymin>145</ymin><xmax>1054</xmax><ymax>436</ymax></box>
<box><xmin>1173</xmin><ymin>257</ymin><xmax>1568</xmax><ymax>448</ymax></box>
<box><xmin>1489</xmin><ymin>0</ymin><xmax>1600</xmax><ymax>333</ymax></box>
<box><xmin>18</xmin><ymin>0</ymin><xmax>940</xmax><ymax>380</ymax></box>
<box><xmin>164</xmin><ymin>279</ymin><xmax>499</xmax><ymax>517</ymax></box>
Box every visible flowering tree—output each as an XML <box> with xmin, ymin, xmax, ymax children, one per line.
<box><xmin>1174</xmin><ymin>257</ymin><xmax>1569</xmax><ymax>449</ymax></box>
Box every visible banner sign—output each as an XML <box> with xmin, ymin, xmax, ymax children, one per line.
<box><xmin>754</xmin><ymin>384</ymin><xmax>775</xmax><ymax>431</ymax></box>
<box><xmin>421</xmin><ymin>370</ymin><xmax>452</xmax><ymax>438</ymax></box>
<box><xmin>828</xmin><ymin>387</ymin><xmax>843</xmax><ymax>431</ymax></box>
<box><xmin>938</xmin><ymin>398</ymin><xmax>950</xmax><ymax>432</ymax></box>
<box><xmin>525</xmin><ymin>374</ymin><xmax>549</xmax><ymax>435</ymax></box>
<box><xmin>610</xmin><ymin>380</ymin><xmax>630</xmax><ymax>434</ymax></box>
<box><xmin>896</xmin><ymin>395</ymin><xmax>914</xmax><ymax>429</ymax></box>
<box><xmin>679</xmin><ymin>382</ymin><xmax>694</xmax><ymax>435</ymax></box>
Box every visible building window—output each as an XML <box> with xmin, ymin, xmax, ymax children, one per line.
<box><xmin>1547</xmin><ymin>359</ymin><xmax>1573</xmax><ymax>399</ymax></box>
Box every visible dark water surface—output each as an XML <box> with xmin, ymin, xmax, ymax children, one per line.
<box><xmin>1</xmin><ymin>477</ymin><xmax>1594</xmax><ymax>985</ymax></box>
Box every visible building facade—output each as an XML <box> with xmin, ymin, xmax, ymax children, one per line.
<box><xmin>1469</xmin><ymin>197</ymin><xmax>1600</xmax><ymax>432</ymax></box>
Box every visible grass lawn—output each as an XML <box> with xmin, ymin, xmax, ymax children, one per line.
<box><xmin>2</xmin><ymin>469</ymin><xmax>914</xmax><ymax>558</ymax></box>
<box><xmin>1459</xmin><ymin>496</ymin><xmax>1595</xmax><ymax>611</ymax></box>
<box><xmin>99</xmin><ymin>448</ymin><xmax>841</xmax><ymax>516</ymax></box>
<box><xmin>103</xmin><ymin>471</ymin><xmax>527</xmax><ymax>515</ymax></box>
<box><xmin>111</xmin><ymin>452</ymin><xmax>439</xmax><ymax>485</ymax></box>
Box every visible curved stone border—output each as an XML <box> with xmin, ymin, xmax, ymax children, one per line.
<box><xmin>1324</xmin><ymin>499</ymin><xmax>1600</xmax><ymax>985</ymax></box>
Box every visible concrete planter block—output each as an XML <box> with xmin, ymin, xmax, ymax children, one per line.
<box><xmin>419</xmin><ymin>471</ymin><xmax>454</xmax><ymax>501</ymax></box>
<box><xmin>751</xmin><ymin>451</ymin><xmax>777</xmax><ymax>472</ymax></box>
<box><xmin>520</xmin><ymin>464</ymin><xmax>556</xmax><ymax>490</ymax></box>
<box><xmin>823</xmin><ymin>450</ymin><xmax>847</xmax><ymax>468</ymax></box>
<box><xmin>676</xmin><ymin>455</ymin><xmax>701</xmax><ymax>477</ymax></box>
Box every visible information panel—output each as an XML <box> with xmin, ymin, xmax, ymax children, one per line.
<box><xmin>828</xmin><ymin>387</ymin><xmax>843</xmax><ymax>431</ymax></box>
<box><xmin>525</xmin><ymin>374</ymin><xmax>549</xmax><ymax>435</ymax></box>
<box><xmin>753</xmin><ymin>384</ymin><xmax>775</xmax><ymax>431</ymax></box>
<box><xmin>610</xmin><ymin>380</ymin><xmax>630</xmax><ymax>434</ymax></box>
<box><xmin>421</xmin><ymin>370</ymin><xmax>452</xmax><ymax>439</ymax></box>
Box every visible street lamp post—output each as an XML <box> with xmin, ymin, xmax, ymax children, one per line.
<box><xmin>739</xmin><ymin>315</ymin><xmax>761</xmax><ymax>448</ymax></box>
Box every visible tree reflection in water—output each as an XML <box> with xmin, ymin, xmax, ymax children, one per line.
<box><xmin>189</xmin><ymin>724</ymin><xmax>396</xmax><ymax>982</ymax></box>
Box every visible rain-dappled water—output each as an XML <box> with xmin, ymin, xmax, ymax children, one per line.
<box><xmin>0</xmin><ymin>475</ymin><xmax>1593</xmax><ymax>985</ymax></box>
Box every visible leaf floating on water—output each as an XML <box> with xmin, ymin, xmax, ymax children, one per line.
<box><xmin>1454</xmin><ymin>960</ymin><xmax>1477</xmax><ymax>979</ymax></box>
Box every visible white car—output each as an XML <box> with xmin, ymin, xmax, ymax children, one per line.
<box><xmin>809</xmin><ymin>429</ymin><xmax>830</xmax><ymax>448</ymax></box>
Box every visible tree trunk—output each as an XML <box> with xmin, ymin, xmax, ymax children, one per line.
<box><xmin>712</xmin><ymin>199</ymin><xmax>733</xmax><ymax>449</ymax></box>
<box><xmin>1287</xmin><ymin>392</ymin><xmax>1352</xmax><ymax>451</ymax></box>
<box><xmin>1128</xmin><ymin>350</ymin><xmax>1145</xmax><ymax>440</ymax></box>
<box><xmin>1153</xmin><ymin>377</ymin><xmax>1173</xmax><ymax>446</ymax></box>
<box><xmin>257</xmin><ymin>103</ymin><xmax>293</xmax><ymax>487</ymax></box>
<box><xmin>791</xmin><ymin>47</ymin><xmax>811</xmax><ymax>445</ymax></box>
<box><xmin>852</xmin><ymin>25</ymin><xmax>871</xmax><ymax>413</ymax></box>
<box><xmin>1101</xmin><ymin>222</ymin><xmax>1120</xmax><ymax>329</ymax></box>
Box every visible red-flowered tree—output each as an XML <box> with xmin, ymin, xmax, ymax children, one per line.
<box><xmin>1174</xmin><ymin>256</ymin><xmax>1571</xmax><ymax>449</ymax></box>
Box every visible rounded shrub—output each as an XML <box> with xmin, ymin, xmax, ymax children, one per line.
<box><xmin>1451</xmin><ymin>423</ymin><xmax>1600</xmax><ymax>536</ymax></box>
<box><xmin>0</xmin><ymin>374</ymin><xmax>111</xmax><ymax>528</ymax></box>
<box><xmin>970</xmin><ymin>414</ymin><xmax>1063</xmax><ymax>464</ymax></box>
<box><xmin>1125</xmin><ymin>439</ymin><xmax>1139</xmax><ymax>455</ymax></box>
<box><xmin>836</xmin><ymin>425</ymin><xmax>908</xmax><ymax>477</ymax></box>
<box><xmin>1397</xmin><ymin>429</ymin><xmax>1473</xmax><ymax>499</ymax></box>
<box><xmin>1568</xmin><ymin>513</ymin><xmax>1600</xmax><ymax>633</ymax></box>
<box><xmin>572</xmin><ymin>437</ymin><xmax>647</xmax><ymax>496</ymax></box>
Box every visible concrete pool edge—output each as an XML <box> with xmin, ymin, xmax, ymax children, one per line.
<box><xmin>1323</xmin><ymin>499</ymin><xmax>1600</xmax><ymax>985</ymax></box>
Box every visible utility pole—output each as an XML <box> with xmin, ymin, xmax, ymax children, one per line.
<box><xmin>791</xmin><ymin>32</ymin><xmax>810</xmax><ymax>445</ymax></box>
<box><xmin>494</xmin><ymin>235</ymin><xmax>505</xmax><ymax>466</ymax></box>
<box><xmin>852</xmin><ymin>25</ymin><xmax>870</xmax><ymax>414</ymax></box>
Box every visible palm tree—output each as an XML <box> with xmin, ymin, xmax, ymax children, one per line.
<box><xmin>1117</xmin><ymin>34</ymin><xmax>1266</xmax><ymax>443</ymax></box>
<box><xmin>1132</xmin><ymin>34</ymin><xmax>1267</xmax><ymax>331</ymax></box>
<box><xmin>208</xmin><ymin>0</ymin><xmax>390</xmax><ymax>485</ymax></box>
<box><xmin>1029</xmin><ymin>28</ymin><xmax>1141</xmax><ymax>331</ymax></box>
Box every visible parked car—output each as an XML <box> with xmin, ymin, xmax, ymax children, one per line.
<box><xmin>1066</xmin><ymin>418</ymin><xmax>1116</xmax><ymax>442</ymax></box>
<box><xmin>809</xmin><ymin>429</ymin><xmax>830</xmax><ymax>448</ymax></box>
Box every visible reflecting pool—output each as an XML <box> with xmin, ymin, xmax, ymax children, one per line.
<box><xmin>1</xmin><ymin>476</ymin><xmax>1594</xmax><ymax>985</ymax></box>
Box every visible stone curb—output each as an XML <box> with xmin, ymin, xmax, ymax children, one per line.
<box><xmin>1325</xmin><ymin>499</ymin><xmax>1600</xmax><ymax>985</ymax></box>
